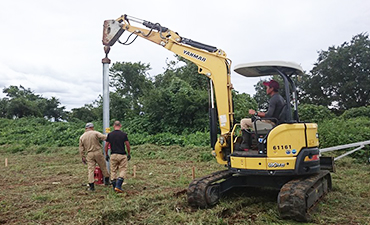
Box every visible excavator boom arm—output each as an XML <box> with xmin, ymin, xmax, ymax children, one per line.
<box><xmin>103</xmin><ymin>15</ymin><xmax>234</xmax><ymax>136</ymax></box>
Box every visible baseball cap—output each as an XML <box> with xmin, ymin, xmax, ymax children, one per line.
<box><xmin>263</xmin><ymin>79</ymin><xmax>279</xmax><ymax>90</ymax></box>
<box><xmin>85</xmin><ymin>122</ymin><xmax>94</xmax><ymax>128</ymax></box>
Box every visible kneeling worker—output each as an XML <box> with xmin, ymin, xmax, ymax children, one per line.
<box><xmin>105</xmin><ymin>121</ymin><xmax>131</xmax><ymax>193</ymax></box>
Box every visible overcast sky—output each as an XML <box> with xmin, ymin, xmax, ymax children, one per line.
<box><xmin>1</xmin><ymin>0</ymin><xmax>369</xmax><ymax>111</ymax></box>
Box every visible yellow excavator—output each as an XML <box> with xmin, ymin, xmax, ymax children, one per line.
<box><xmin>102</xmin><ymin>14</ymin><xmax>334</xmax><ymax>221</ymax></box>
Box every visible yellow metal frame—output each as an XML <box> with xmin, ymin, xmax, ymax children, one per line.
<box><xmin>108</xmin><ymin>16</ymin><xmax>234</xmax><ymax>136</ymax></box>
<box><xmin>230</xmin><ymin>123</ymin><xmax>240</xmax><ymax>154</ymax></box>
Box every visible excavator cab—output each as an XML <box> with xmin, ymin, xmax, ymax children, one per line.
<box><xmin>233</xmin><ymin>61</ymin><xmax>303</xmax><ymax>155</ymax></box>
<box><xmin>234</xmin><ymin>60</ymin><xmax>303</xmax><ymax>124</ymax></box>
<box><xmin>227</xmin><ymin>61</ymin><xmax>325</xmax><ymax>176</ymax></box>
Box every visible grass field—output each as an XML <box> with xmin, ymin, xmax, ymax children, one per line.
<box><xmin>0</xmin><ymin>144</ymin><xmax>370</xmax><ymax>224</ymax></box>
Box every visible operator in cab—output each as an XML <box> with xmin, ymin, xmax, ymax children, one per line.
<box><xmin>239</xmin><ymin>79</ymin><xmax>286</xmax><ymax>150</ymax></box>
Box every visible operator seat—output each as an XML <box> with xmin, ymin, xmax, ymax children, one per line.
<box><xmin>253</xmin><ymin>120</ymin><xmax>274</xmax><ymax>135</ymax></box>
<box><xmin>254</xmin><ymin>103</ymin><xmax>287</xmax><ymax>137</ymax></box>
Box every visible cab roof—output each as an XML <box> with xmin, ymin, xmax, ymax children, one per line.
<box><xmin>234</xmin><ymin>61</ymin><xmax>304</xmax><ymax>77</ymax></box>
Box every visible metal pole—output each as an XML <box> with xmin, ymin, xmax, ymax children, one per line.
<box><xmin>320</xmin><ymin>140</ymin><xmax>370</xmax><ymax>153</ymax></box>
<box><xmin>210</xmin><ymin>79</ymin><xmax>215</xmax><ymax>109</ymax></box>
<box><xmin>334</xmin><ymin>145</ymin><xmax>365</xmax><ymax>161</ymax></box>
<box><xmin>102</xmin><ymin>46</ymin><xmax>111</xmax><ymax>172</ymax></box>
<box><xmin>319</xmin><ymin>140</ymin><xmax>370</xmax><ymax>162</ymax></box>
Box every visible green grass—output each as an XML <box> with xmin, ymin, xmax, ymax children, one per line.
<box><xmin>0</xmin><ymin>145</ymin><xmax>370</xmax><ymax>224</ymax></box>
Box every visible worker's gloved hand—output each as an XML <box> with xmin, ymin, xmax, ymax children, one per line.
<box><xmin>82</xmin><ymin>157</ymin><xmax>87</xmax><ymax>165</ymax></box>
<box><xmin>105</xmin><ymin>155</ymin><xmax>110</xmax><ymax>161</ymax></box>
<box><xmin>127</xmin><ymin>155</ymin><xmax>131</xmax><ymax>161</ymax></box>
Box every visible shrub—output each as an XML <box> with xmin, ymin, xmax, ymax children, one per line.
<box><xmin>318</xmin><ymin>117</ymin><xmax>370</xmax><ymax>148</ymax></box>
<box><xmin>0</xmin><ymin>118</ymin><xmax>211</xmax><ymax>149</ymax></box>
<box><xmin>6</xmin><ymin>144</ymin><xmax>26</xmax><ymax>153</ymax></box>
<box><xmin>128</xmin><ymin>131</ymin><xmax>210</xmax><ymax>147</ymax></box>
<box><xmin>340</xmin><ymin>106</ymin><xmax>370</xmax><ymax>119</ymax></box>
<box><xmin>0</xmin><ymin>117</ymin><xmax>86</xmax><ymax>147</ymax></box>
<box><xmin>318</xmin><ymin>117</ymin><xmax>370</xmax><ymax>161</ymax></box>
<box><xmin>298</xmin><ymin>104</ymin><xmax>335</xmax><ymax>123</ymax></box>
<box><xmin>199</xmin><ymin>151</ymin><xmax>214</xmax><ymax>162</ymax></box>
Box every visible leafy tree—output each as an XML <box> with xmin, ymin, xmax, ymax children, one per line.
<box><xmin>0</xmin><ymin>98</ymin><xmax>9</xmax><ymax>118</ymax></box>
<box><xmin>143</xmin><ymin>57</ymin><xmax>259</xmax><ymax>133</ymax></box>
<box><xmin>109</xmin><ymin>61</ymin><xmax>153</xmax><ymax>116</ymax></box>
<box><xmin>2</xmin><ymin>85</ymin><xmax>66</xmax><ymax>120</ymax></box>
<box><xmin>41</xmin><ymin>97</ymin><xmax>66</xmax><ymax>121</ymax></box>
<box><xmin>153</xmin><ymin>57</ymin><xmax>209</xmax><ymax>91</ymax></box>
<box><xmin>69</xmin><ymin>62</ymin><xmax>153</xmax><ymax>124</ymax></box>
<box><xmin>138</xmin><ymin>57</ymin><xmax>210</xmax><ymax>134</ymax></box>
<box><xmin>3</xmin><ymin>85</ymin><xmax>41</xmax><ymax>118</ymax></box>
<box><xmin>143</xmin><ymin>76</ymin><xmax>209</xmax><ymax>134</ymax></box>
<box><xmin>301</xmin><ymin>33</ymin><xmax>370</xmax><ymax>110</ymax></box>
<box><xmin>166</xmin><ymin>56</ymin><xmax>209</xmax><ymax>90</ymax></box>
<box><xmin>3</xmin><ymin>85</ymin><xmax>39</xmax><ymax>100</ymax></box>
<box><xmin>253</xmin><ymin>79</ymin><xmax>270</xmax><ymax>111</ymax></box>
<box><xmin>109</xmin><ymin>92</ymin><xmax>132</xmax><ymax>122</ymax></box>
<box><xmin>232</xmin><ymin>90</ymin><xmax>257</xmax><ymax>122</ymax></box>
<box><xmin>69</xmin><ymin>104</ymin><xmax>99</xmax><ymax>122</ymax></box>
<box><xmin>72</xmin><ymin>92</ymin><xmax>133</xmax><ymax>124</ymax></box>
<box><xmin>7</xmin><ymin>97</ymin><xmax>41</xmax><ymax>118</ymax></box>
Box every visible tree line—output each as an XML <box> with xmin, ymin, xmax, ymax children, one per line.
<box><xmin>0</xmin><ymin>85</ymin><xmax>66</xmax><ymax>121</ymax></box>
<box><xmin>1</xmin><ymin>33</ymin><xmax>369</xmax><ymax>135</ymax></box>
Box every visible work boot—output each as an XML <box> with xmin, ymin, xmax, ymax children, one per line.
<box><xmin>104</xmin><ymin>177</ymin><xmax>110</xmax><ymax>186</ymax></box>
<box><xmin>111</xmin><ymin>179</ymin><xmax>116</xmax><ymax>191</ymax></box>
<box><xmin>114</xmin><ymin>177</ymin><xmax>124</xmax><ymax>193</ymax></box>
<box><xmin>240</xmin><ymin>129</ymin><xmax>252</xmax><ymax>151</ymax></box>
<box><xmin>88</xmin><ymin>183</ymin><xmax>95</xmax><ymax>191</ymax></box>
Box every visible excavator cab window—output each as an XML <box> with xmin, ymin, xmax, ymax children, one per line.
<box><xmin>234</xmin><ymin>61</ymin><xmax>304</xmax><ymax>124</ymax></box>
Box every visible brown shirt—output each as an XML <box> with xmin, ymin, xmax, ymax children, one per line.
<box><xmin>79</xmin><ymin>130</ymin><xmax>106</xmax><ymax>157</ymax></box>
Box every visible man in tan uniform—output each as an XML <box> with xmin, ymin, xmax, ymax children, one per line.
<box><xmin>79</xmin><ymin>122</ymin><xmax>110</xmax><ymax>191</ymax></box>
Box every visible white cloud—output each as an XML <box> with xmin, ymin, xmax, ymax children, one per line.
<box><xmin>0</xmin><ymin>0</ymin><xmax>369</xmax><ymax>111</ymax></box>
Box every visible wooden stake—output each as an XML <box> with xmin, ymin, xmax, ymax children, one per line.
<box><xmin>192</xmin><ymin>166</ymin><xmax>195</xmax><ymax>180</ymax></box>
<box><xmin>133</xmin><ymin>165</ymin><xmax>137</xmax><ymax>178</ymax></box>
<box><xmin>5</xmin><ymin>158</ymin><xmax>8</xmax><ymax>167</ymax></box>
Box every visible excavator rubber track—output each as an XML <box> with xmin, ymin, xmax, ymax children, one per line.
<box><xmin>187</xmin><ymin>169</ymin><xmax>233</xmax><ymax>208</ymax></box>
<box><xmin>277</xmin><ymin>170</ymin><xmax>332</xmax><ymax>222</ymax></box>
